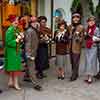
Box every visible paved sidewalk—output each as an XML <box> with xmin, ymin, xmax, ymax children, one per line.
<box><xmin>0</xmin><ymin>49</ymin><xmax>100</xmax><ymax>100</ymax></box>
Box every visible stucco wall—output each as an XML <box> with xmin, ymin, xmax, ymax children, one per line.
<box><xmin>38</xmin><ymin>0</ymin><xmax>45</xmax><ymax>16</ymax></box>
<box><xmin>45</xmin><ymin>0</ymin><xmax>51</xmax><ymax>27</ymax></box>
<box><xmin>54</xmin><ymin>0</ymin><xmax>73</xmax><ymax>25</ymax></box>
<box><xmin>38</xmin><ymin>0</ymin><xmax>99</xmax><ymax>27</ymax></box>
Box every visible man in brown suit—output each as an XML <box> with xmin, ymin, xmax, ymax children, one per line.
<box><xmin>68</xmin><ymin>13</ymin><xmax>84</xmax><ymax>81</ymax></box>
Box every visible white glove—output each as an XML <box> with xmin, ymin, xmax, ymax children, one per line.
<box><xmin>27</xmin><ymin>56</ymin><xmax>35</xmax><ymax>61</ymax></box>
<box><xmin>20</xmin><ymin>32</ymin><xmax>24</xmax><ymax>38</ymax></box>
<box><xmin>17</xmin><ymin>35</ymin><xmax>22</xmax><ymax>40</ymax></box>
<box><xmin>93</xmin><ymin>36</ymin><xmax>100</xmax><ymax>42</ymax></box>
<box><xmin>30</xmin><ymin>57</ymin><xmax>35</xmax><ymax>61</ymax></box>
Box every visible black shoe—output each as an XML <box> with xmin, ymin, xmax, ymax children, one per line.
<box><xmin>70</xmin><ymin>77</ymin><xmax>77</xmax><ymax>81</ymax></box>
<box><xmin>42</xmin><ymin>74</ymin><xmax>47</xmax><ymax>78</ymax></box>
<box><xmin>84</xmin><ymin>79</ymin><xmax>93</xmax><ymax>84</ymax></box>
<box><xmin>94</xmin><ymin>72</ymin><xmax>100</xmax><ymax>79</ymax></box>
<box><xmin>58</xmin><ymin>76</ymin><xmax>61</xmax><ymax>80</ymax></box>
<box><xmin>61</xmin><ymin>76</ymin><xmax>65</xmax><ymax>80</ymax></box>
<box><xmin>23</xmin><ymin>77</ymin><xmax>32</xmax><ymax>82</ymax></box>
<box><xmin>43</xmin><ymin>64</ymin><xmax>50</xmax><ymax>70</ymax></box>
<box><xmin>0</xmin><ymin>90</ymin><xmax>3</xmax><ymax>94</ymax></box>
<box><xmin>70</xmin><ymin>75</ymin><xmax>78</xmax><ymax>81</ymax></box>
<box><xmin>22</xmin><ymin>69</ymin><xmax>26</xmax><ymax>72</ymax></box>
<box><xmin>33</xmin><ymin>85</ymin><xmax>42</xmax><ymax>91</ymax></box>
<box><xmin>36</xmin><ymin>73</ymin><xmax>47</xmax><ymax>79</ymax></box>
<box><xmin>58</xmin><ymin>76</ymin><xmax>65</xmax><ymax>80</ymax></box>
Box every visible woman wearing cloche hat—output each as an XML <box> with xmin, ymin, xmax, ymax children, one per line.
<box><xmin>4</xmin><ymin>15</ymin><xmax>24</xmax><ymax>90</ymax></box>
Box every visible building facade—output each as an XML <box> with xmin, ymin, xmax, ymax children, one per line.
<box><xmin>0</xmin><ymin>0</ymin><xmax>38</xmax><ymax>54</ymax></box>
<box><xmin>38</xmin><ymin>0</ymin><xmax>99</xmax><ymax>29</ymax></box>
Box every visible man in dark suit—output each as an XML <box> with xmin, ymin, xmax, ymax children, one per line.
<box><xmin>35</xmin><ymin>16</ymin><xmax>52</xmax><ymax>79</ymax></box>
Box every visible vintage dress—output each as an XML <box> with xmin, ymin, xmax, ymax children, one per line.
<box><xmin>85</xmin><ymin>25</ymin><xmax>98</xmax><ymax>76</ymax></box>
<box><xmin>4</xmin><ymin>25</ymin><xmax>22</xmax><ymax>72</ymax></box>
<box><xmin>55</xmin><ymin>30</ymin><xmax>69</xmax><ymax>55</ymax></box>
<box><xmin>54</xmin><ymin>29</ymin><xmax>69</xmax><ymax>68</ymax></box>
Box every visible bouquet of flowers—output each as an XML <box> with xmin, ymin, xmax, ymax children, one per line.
<box><xmin>16</xmin><ymin>32</ymin><xmax>24</xmax><ymax>43</ymax></box>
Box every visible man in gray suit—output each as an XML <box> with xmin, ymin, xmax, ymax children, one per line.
<box><xmin>25</xmin><ymin>16</ymin><xmax>42</xmax><ymax>91</ymax></box>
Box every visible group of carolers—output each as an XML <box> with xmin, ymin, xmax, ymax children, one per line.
<box><xmin>55</xmin><ymin>13</ymin><xmax>100</xmax><ymax>84</ymax></box>
<box><xmin>54</xmin><ymin>14</ymin><xmax>84</xmax><ymax>81</ymax></box>
<box><xmin>0</xmin><ymin>12</ymin><xmax>100</xmax><ymax>93</ymax></box>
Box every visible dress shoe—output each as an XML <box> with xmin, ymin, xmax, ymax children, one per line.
<box><xmin>70</xmin><ymin>75</ymin><xmax>78</xmax><ymax>81</ymax></box>
<box><xmin>84</xmin><ymin>79</ymin><xmax>93</xmax><ymax>84</ymax></box>
<box><xmin>61</xmin><ymin>74</ymin><xmax>65</xmax><ymax>80</ymax></box>
<box><xmin>36</xmin><ymin>73</ymin><xmax>47</xmax><ymax>79</ymax></box>
<box><xmin>70</xmin><ymin>77</ymin><xmax>77</xmax><ymax>81</ymax></box>
<box><xmin>43</xmin><ymin>64</ymin><xmax>50</xmax><ymax>70</ymax></box>
<box><xmin>13</xmin><ymin>85</ymin><xmax>22</xmax><ymax>91</ymax></box>
<box><xmin>23</xmin><ymin>77</ymin><xmax>32</xmax><ymax>82</ymax></box>
<box><xmin>58</xmin><ymin>76</ymin><xmax>61</xmax><ymax>80</ymax></box>
<box><xmin>58</xmin><ymin>76</ymin><xmax>65</xmax><ymax>80</ymax></box>
<box><xmin>84</xmin><ymin>79</ymin><xmax>88</xmax><ymax>83</ymax></box>
<box><xmin>0</xmin><ymin>90</ymin><xmax>3</xmax><ymax>94</ymax></box>
<box><xmin>94</xmin><ymin>72</ymin><xmax>100</xmax><ymax>79</ymax></box>
<box><xmin>33</xmin><ymin>85</ymin><xmax>42</xmax><ymax>91</ymax></box>
<box><xmin>61</xmin><ymin>76</ymin><xmax>65</xmax><ymax>80</ymax></box>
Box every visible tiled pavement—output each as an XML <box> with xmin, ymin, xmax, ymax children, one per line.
<box><xmin>0</xmin><ymin>49</ymin><xmax>100</xmax><ymax>100</ymax></box>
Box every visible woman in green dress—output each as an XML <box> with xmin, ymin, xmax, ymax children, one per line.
<box><xmin>4</xmin><ymin>15</ymin><xmax>24</xmax><ymax>90</ymax></box>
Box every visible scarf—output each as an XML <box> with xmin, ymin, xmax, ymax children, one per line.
<box><xmin>86</xmin><ymin>24</ymin><xmax>96</xmax><ymax>48</ymax></box>
<box><xmin>39</xmin><ymin>26</ymin><xmax>52</xmax><ymax>37</ymax></box>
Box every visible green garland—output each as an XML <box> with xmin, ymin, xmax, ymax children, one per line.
<box><xmin>88</xmin><ymin>0</ymin><xmax>94</xmax><ymax>15</ymax></box>
<box><xmin>71</xmin><ymin>0</ymin><xmax>81</xmax><ymax>12</ymax></box>
<box><xmin>71</xmin><ymin>0</ymin><xmax>95</xmax><ymax>15</ymax></box>
<box><xmin>95</xmin><ymin>1</ymin><xmax>100</xmax><ymax>17</ymax></box>
<box><xmin>71</xmin><ymin>0</ymin><xmax>82</xmax><ymax>15</ymax></box>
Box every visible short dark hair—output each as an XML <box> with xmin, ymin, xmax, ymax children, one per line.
<box><xmin>38</xmin><ymin>16</ymin><xmax>47</xmax><ymax>23</ymax></box>
<box><xmin>57</xmin><ymin>20</ymin><xmax>67</xmax><ymax>29</ymax></box>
